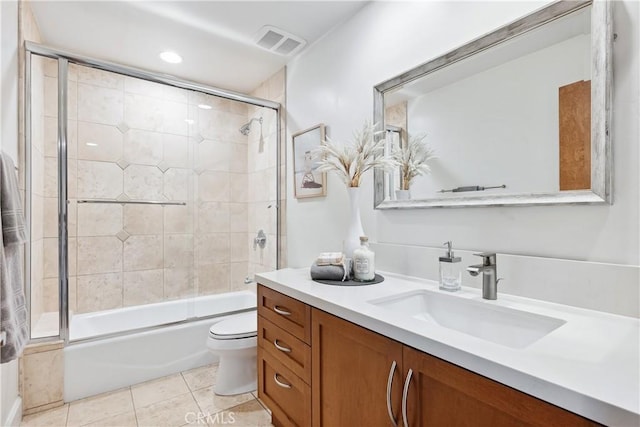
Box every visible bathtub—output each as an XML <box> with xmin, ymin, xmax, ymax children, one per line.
<box><xmin>64</xmin><ymin>291</ymin><xmax>256</xmax><ymax>402</ymax></box>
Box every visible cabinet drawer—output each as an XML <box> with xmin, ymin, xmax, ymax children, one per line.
<box><xmin>258</xmin><ymin>315</ymin><xmax>311</xmax><ymax>384</ymax></box>
<box><xmin>258</xmin><ymin>285</ymin><xmax>311</xmax><ymax>344</ymax></box>
<box><xmin>258</xmin><ymin>347</ymin><xmax>311</xmax><ymax>427</ymax></box>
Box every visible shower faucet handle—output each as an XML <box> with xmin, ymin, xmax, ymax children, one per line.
<box><xmin>253</xmin><ymin>229</ymin><xmax>267</xmax><ymax>250</ymax></box>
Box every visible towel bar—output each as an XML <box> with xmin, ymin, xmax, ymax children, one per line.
<box><xmin>76</xmin><ymin>199</ymin><xmax>186</xmax><ymax>206</ymax></box>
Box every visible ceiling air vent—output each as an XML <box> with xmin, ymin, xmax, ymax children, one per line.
<box><xmin>255</xmin><ymin>25</ymin><xmax>306</xmax><ymax>56</ymax></box>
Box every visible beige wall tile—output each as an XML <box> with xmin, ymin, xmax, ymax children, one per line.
<box><xmin>230</xmin><ymin>262</ymin><xmax>249</xmax><ymax>290</ymax></box>
<box><xmin>124</xmin><ymin>76</ymin><xmax>165</xmax><ymax>98</ymax></box>
<box><xmin>77</xmin><ymin>83</ymin><xmax>123</xmax><ymax>126</ymax></box>
<box><xmin>123</xmin><ymin>204</ymin><xmax>163</xmax><ymax>235</ymax></box>
<box><xmin>124</xmin><ymin>93</ymin><xmax>163</xmax><ymax>132</ymax></box>
<box><xmin>198</xmin><ymin>201</ymin><xmax>229</xmax><ymax>233</ymax></box>
<box><xmin>229</xmin><ymin>203</ymin><xmax>248</xmax><ymax>232</ymax></box>
<box><xmin>77</xmin><ymin>236</ymin><xmax>122</xmax><ymax>275</ymax></box>
<box><xmin>67</xmin><ymin>388</ymin><xmax>133</xmax><ymax>426</ymax></box>
<box><xmin>163</xmin><ymin>168</ymin><xmax>190</xmax><ymax>201</ymax></box>
<box><xmin>44</xmin><ymin>117</ymin><xmax>78</xmax><ymax>159</ymax></box>
<box><xmin>230</xmin><ymin>233</ymin><xmax>249</xmax><ymax>262</ymax></box>
<box><xmin>42</xmin><ymin>278</ymin><xmax>59</xmax><ymax>313</ymax></box>
<box><xmin>76</xmin><ymin>273</ymin><xmax>123</xmax><ymax>313</ymax></box>
<box><xmin>123</xmin><ymin>235</ymin><xmax>163</xmax><ymax>271</ymax></box>
<box><xmin>163</xmin><ymin>86</ymin><xmax>188</xmax><ymax>103</ymax></box>
<box><xmin>230</xmin><ymin>143</ymin><xmax>248</xmax><ymax>173</ymax></box>
<box><xmin>43</xmin><ymin>237</ymin><xmax>58</xmax><ymax>279</ymax></box>
<box><xmin>198</xmin><ymin>171</ymin><xmax>229</xmax><ymax>202</ymax></box>
<box><xmin>21</xmin><ymin>346</ymin><xmax>64</xmax><ymax>410</ymax></box>
<box><xmin>162</xmin><ymin>100</ymin><xmax>189</xmax><ymax>136</ymax></box>
<box><xmin>43</xmin><ymin>76</ymin><xmax>58</xmax><ymax>118</ymax></box>
<box><xmin>123</xmin><ymin>164</ymin><xmax>163</xmax><ymax>200</ymax></box>
<box><xmin>164</xmin><ymin>268</ymin><xmax>193</xmax><ymax>300</ymax></box>
<box><xmin>77</xmin><ymin>203</ymin><xmax>123</xmax><ymax>236</ymax></box>
<box><xmin>43</xmin><ymin>156</ymin><xmax>57</xmax><ymax>198</ymax></box>
<box><xmin>123</xmin><ymin>269</ymin><xmax>163</xmax><ymax>307</ymax></box>
<box><xmin>197</xmin><ymin>263</ymin><xmax>229</xmax><ymax>295</ymax></box>
<box><xmin>164</xmin><ymin>205</ymin><xmax>193</xmax><ymax>234</ymax></box>
<box><xmin>77</xmin><ymin>122</ymin><xmax>123</xmax><ymax>162</ymax></box>
<box><xmin>196</xmin><ymin>140</ymin><xmax>230</xmax><ymax>172</ymax></box>
<box><xmin>77</xmin><ymin>160</ymin><xmax>123</xmax><ymax>199</ymax></box>
<box><xmin>229</xmin><ymin>173</ymin><xmax>248</xmax><ymax>203</ymax></box>
<box><xmin>164</xmin><ymin>234</ymin><xmax>193</xmax><ymax>268</ymax></box>
<box><xmin>198</xmin><ymin>233</ymin><xmax>230</xmax><ymax>264</ymax></box>
<box><xmin>123</xmin><ymin>129</ymin><xmax>163</xmax><ymax>166</ymax></box>
<box><xmin>77</xmin><ymin>67</ymin><xmax>124</xmax><ymax>90</ymax></box>
<box><xmin>162</xmin><ymin>134</ymin><xmax>189</xmax><ymax>169</ymax></box>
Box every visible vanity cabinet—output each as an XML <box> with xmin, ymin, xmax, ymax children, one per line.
<box><xmin>311</xmin><ymin>308</ymin><xmax>404</xmax><ymax>427</ymax></box>
<box><xmin>257</xmin><ymin>286</ymin><xmax>312</xmax><ymax>427</ymax></box>
<box><xmin>257</xmin><ymin>285</ymin><xmax>599</xmax><ymax>427</ymax></box>
<box><xmin>402</xmin><ymin>346</ymin><xmax>598</xmax><ymax>427</ymax></box>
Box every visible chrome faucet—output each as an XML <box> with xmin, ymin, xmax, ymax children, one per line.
<box><xmin>467</xmin><ymin>253</ymin><xmax>500</xmax><ymax>300</ymax></box>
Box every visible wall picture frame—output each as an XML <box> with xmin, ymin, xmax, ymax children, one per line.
<box><xmin>292</xmin><ymin>124</ymin><xmax>327</xmax><ymax>199</ymax></box>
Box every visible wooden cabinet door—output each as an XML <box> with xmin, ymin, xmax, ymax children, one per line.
<box><xmin>402</xmin><ymin>346</ymin><xmax>598</xmax><ymax>427</ymax></box>
<box><xmin>312</xmin><ymin>308</ymin><xmax>403</xmax><ymax>427</ymax></box>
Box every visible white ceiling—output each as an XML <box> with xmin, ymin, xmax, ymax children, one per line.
<box><xmin>30</xmin><ymin>1</ymin><xmax>368</xmax><ymax>93</ymax></box>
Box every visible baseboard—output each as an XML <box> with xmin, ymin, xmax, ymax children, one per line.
<box><xmin>2</xmin><ymin>396</ymin><xmax>22</xmax><ymax>427</ymax></box>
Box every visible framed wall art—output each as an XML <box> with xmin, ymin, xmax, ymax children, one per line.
<box><xmin>292</xmin><ymin>124</ymin><xmax>327</xmax><ymax>199</ymax></box>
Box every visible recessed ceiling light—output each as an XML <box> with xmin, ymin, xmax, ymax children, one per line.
<box><xmin>197</xmin><ymin>104</ymin><xmax>212</xmax><ymax>110</ymax></box>
<box><xmin>160</xmin><ymin>51</ymin><xmax>182</xmax><ymax>64</ymax></box>
<box><xmin>184</xmin><ymin>119</ymin><xmax>195</xmax><ymax>125</ymax></box>
<box><xmin>86</xmin><ymin>142</ymin><xmax>98</xmax><ymax>147</ymax></box>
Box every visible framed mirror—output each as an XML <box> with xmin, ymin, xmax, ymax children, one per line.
<box><xmin>374</xmin><ymin>0</ymin><xmax>612</xmax><ymax>209</ymax></box>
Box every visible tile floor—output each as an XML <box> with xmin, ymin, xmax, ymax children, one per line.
<box><xmin>20</xmin><ymin>364</ymin><xmax>272</xmax><ymax>427</ymax></box>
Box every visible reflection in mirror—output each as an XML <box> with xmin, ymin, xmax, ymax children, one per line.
<box><xmin>374</xmin><ymin>0</ymin><xmax>612</xmax><ymax>209</ymax></box>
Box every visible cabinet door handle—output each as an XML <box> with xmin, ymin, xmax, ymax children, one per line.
<box><xmin>273</xmin><ymin>339</ymin><xmax>292</xmax><ymax>353</ymax></box>
<box><xmin>273</xmin><ymin>373</ymin><xmax>292</xmax><ymax>389</ymax></box>
<box><xmin>386</xmin><ymin>360</ymin><xmax>398</xmax><ymax>426</ymax></box>
<box><xmin>273</xmin><ymin>305</ymin><xmax>292</xmax><ymax>316</ymax></box>
<box><xmin>402</xmin><ymin>369</ymin><xmax>413</xmax><ymax>427</ymax></box>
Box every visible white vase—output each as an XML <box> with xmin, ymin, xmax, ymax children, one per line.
<box><xmin>344</xmin><ymin>187</ymin><xmax>365</xmax><ymax>260</ymax></box>
<box><xmin>395</xmin><ymin>189</ymin><xmax>411</xmax><ymax>200</ymax></box>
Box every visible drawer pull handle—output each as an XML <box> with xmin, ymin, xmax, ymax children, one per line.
<box><xmin>273</xmin><ymin>305</ymin><xmax>292</xmax><ymax>316</ymax></box>
<box><xmin>386</xmin><ymin>360</ymin><xmax>398</xmax><ymax>426</ymax></box>
<box><xmin>274</xmin><ymin>339</ymin><xmax>292</xmax><ymax>353</ymax></box>
<box><xmin>273</xmin><ymin>373</ymin><xmax>292</xmax><ymax>389</ymax></box>
<box><xmin>402</xmin><ymin>369</ymin><xmax>413</xmax><ymax>427</ymax></box>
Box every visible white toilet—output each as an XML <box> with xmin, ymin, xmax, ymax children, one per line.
<box><xmin>206</xmin><ymin>310</ymin><xmax>258</xmax><ymax>396</ymax></box>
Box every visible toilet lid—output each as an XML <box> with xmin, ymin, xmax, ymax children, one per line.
<box><xmin>209</xmin><ymin>311</ymin><xmax>257</xmax><ymax>340</ymax></box>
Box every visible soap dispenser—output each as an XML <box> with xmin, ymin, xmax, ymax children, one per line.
<box><xmin>439</xmin><ymin>241</ymin><xmax>462</xmax><ymax>291</ymax></box>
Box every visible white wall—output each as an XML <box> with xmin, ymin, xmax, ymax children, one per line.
<box><xmin>286</xmin><ymin>1</ymin><xmax>639</xmax><ymax>268</ymax></box>
<box><xmin>1</xmin><ymin>1</ymin><xmax>22</xmax><ymax>426</ymax></box>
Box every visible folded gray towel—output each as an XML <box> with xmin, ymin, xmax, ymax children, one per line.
<box><xmin>310</xmin><ymin>261</ymin><xmax>350</xmax><ymax>281</ymax></box>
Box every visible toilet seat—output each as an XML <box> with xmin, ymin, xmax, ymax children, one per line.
<box><xmin>209</xmin><ymin>311</ymin><xmax>256</xmax><ymax>340</ymax></box>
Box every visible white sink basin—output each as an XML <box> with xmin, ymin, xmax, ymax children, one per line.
<box><xmin>369</xmin><ymin>290</ymin><xmax>566</xmax><ymax>349</ymax></box>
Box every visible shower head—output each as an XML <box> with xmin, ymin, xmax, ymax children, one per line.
<box><xmin>239</xmin><ymin>117</ymin><xmax>263</xmax><ymax>135</ymax></box>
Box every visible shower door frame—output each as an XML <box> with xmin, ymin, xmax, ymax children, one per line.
<box><xmin>24</xmin><ymin>41</ymin><xmax>282</xmax><ymax>344</ymax></box>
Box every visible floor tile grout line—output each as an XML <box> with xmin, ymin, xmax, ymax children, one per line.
<box><xmin>128</xmin><ymin>387</ymin><xmax>140</xmax><ymax>427</ymax></box>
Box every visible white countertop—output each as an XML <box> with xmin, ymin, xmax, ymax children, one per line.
<box><xmin>255</xmin><ymin>268</ymin><xmax>640</xmax><ymax>427</ymax></box>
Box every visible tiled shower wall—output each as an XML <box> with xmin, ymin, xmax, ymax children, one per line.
<box><xmin>36</xmin><ymin>63</ymin><xmax>273</xmax><ymax>316</ymax></box>
<box><xmin>29</xmin><ymin>55</ymin><xmax>47</xmax><ymax>333</ymax></box>
<box><xmin>248</xmin><ymin>69</ymin><xmax>286</xmax><ymax>277</ymax></box>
